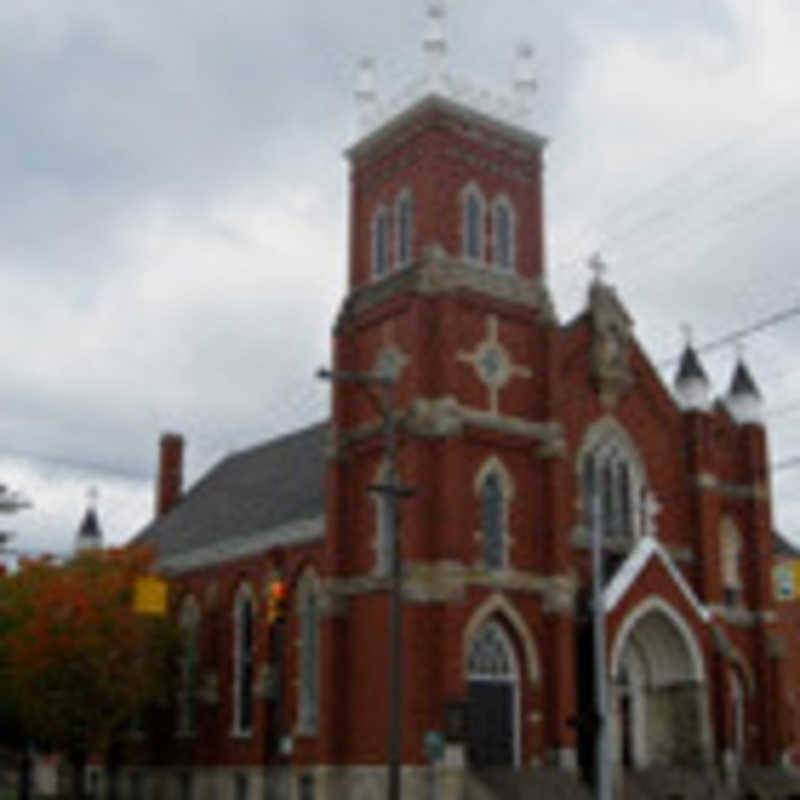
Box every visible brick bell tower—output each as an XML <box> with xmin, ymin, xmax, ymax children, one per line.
<box><xmin>322</xmin><ymin>2</ymin><xmax>577</xmax><ymax>784</ymax></box>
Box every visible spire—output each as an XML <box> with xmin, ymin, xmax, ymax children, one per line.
<box><xmin>674</xmin><ymin>325</ymin><xmax>710</xmax><ymax>411</ymax></box>
<box><xmin>355</xmin><ymin>57</ymin><xmax>379</xmax><ymax>133</ymax></box>
<box><xmin>350</xmin><ymin>4</ymin><xmax>543</xmax><ymax>146</ymax></box>
<box><xmin>513</xmin><ymin>42</ymin><xmax>537</xmax><ymax>117</ymax></box>
<box><xmin>725</xmin><ymin>348</ymin><xmax>762</xmax><ymax>424</ymax></box>
<box><xmin>75</xmin><ymin>487</ymin><xmax>103</xmax><ymax>554</ymax></box>
<box><xmin>423</xmin><ymin>0</ymin><xmax>447</xmax><ymax>89</ymax></box>
<box><xmin>728</xmin><ymin>359</ymin><xmax>761</xmax><ymax>399</ymax></box>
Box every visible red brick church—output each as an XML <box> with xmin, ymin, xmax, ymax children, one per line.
<box><xmin>128</xmin><ymin>5</ymin><xmax>800</xmax><ymax>799</ymax></box>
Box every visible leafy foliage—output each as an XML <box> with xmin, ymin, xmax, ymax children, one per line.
<box><xmin>0</xmin><ymin>547</ymin><xmax>177</xmax><ymax>763</ymax></box>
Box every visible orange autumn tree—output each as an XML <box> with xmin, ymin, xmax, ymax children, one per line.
<box><xmin>3</xmin><ymin>546</ymin><xmax>177</xmax><ymax>798</ymax></box>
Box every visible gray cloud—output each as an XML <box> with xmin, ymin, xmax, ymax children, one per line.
<box><xmin>2</xmin><ymin>0</ymin><xmax>800</xmax><ymax>554</ymax></box>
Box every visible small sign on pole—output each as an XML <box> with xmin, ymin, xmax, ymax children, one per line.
<box><xmin>133</xmin><ymin>576</ymin><xmax>168</xmax><ymax>616</ymax></box>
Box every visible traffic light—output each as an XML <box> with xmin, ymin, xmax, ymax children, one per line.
<box><xmin>267</xmin><ymin>579</ymin><xmax>287</xmax><ymax>625</ymax></box>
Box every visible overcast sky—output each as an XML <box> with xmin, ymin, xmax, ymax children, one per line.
<box><xmin>3</xmin><ymin>0</ymin><xmax>800</xmax><ymax>558</ymax></box>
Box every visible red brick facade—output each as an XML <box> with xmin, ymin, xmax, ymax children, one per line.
<box><xmin>131</xmin><ymin>93</ymin><xmax>800</xmax><ymax>799</ymax></box>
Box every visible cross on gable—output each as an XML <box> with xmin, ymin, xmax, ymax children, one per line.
<box><xmin>457</xmin><ymin>315</ymin><xmax>532</xmax><ymax>415</ymax></box>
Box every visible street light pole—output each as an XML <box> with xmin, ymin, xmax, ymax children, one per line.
<box><xmin>317</xmin><ymin>368</ymin><xmax>409</xmax><ymax>800</ymax></box>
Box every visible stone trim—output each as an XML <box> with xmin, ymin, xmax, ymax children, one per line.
<box><xmin>604</xmin><ymin>536</ymin><xmax>711</xmax><ymax>623</ymax></box>
<box><xmin>709</xmin><ymin>604</ymin><xmax>778</xmax><ymax>627</ymax></box>
<box><xmin>463</xmin><ymin>592</ymin><xmax>541</xmax><ymax>684</ymax></box>
<box><xmin>157</xmin><ymin>515</ymin><xmax>324</xmax><ymax>574</ymax></box>
<box><xmin>694</xmin><ymin>472</ymin><xmax>768</xmax><ymax>500</ymax></box>
<box><xmin>330</xmin><ymin>396</ymin><xmax>565</xmax><ymax>455</ymax></box>
<box><xmin>325</xmin><ymin>559</ymin><xmax>571</xmax><ymax>608</ymax></box>
<box><xmin>336</xmin><ymin>246</ymin><xmax>556</xmax><ymax>327</ymax></box>
<box><xmin>347</xmin><ymin>92</ymin><xmax>547</xmax><ymax>161</ymax></box>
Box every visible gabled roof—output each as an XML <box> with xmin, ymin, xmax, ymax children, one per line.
<box><xmin>674</xmin><ymin>345</ymin><xmax>708</xmax><ymax>384</ymax></box>
<box><xmin>135</xmin><ymin>421</ymin><xmax>328</xmax><ymax>560</ymax></box>
<box><xmin>604</xmin><ymin>536</ymin><xmax>710</xmax><ymax>622</ymax></box>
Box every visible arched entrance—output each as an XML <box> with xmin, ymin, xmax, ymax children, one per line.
<box><xmin>466</xmin><ymin>620</ymin><xmax>519</xmax><ymax>768</ymax></box>
<box><xmin>611</xmin><ymin>599</ymin><xmax>709</xmax><ymax>768</ymax></box>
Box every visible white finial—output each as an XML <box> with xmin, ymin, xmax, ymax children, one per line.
<box><xmin>735</xmin><ymin>338</ymin><xmax>745</xmax><ymax>361</ymax></box>
<box><xmin>355</xmin><ymin>57</ymin><xmax>379</xmax><ymax>131</ymax></box>
<box><xmin>514</xmin><ymin>41</ymin><xmax>537</xmax><ymax>117</ymax></box>
<box><xmin>588</xmin><ymin>252</ymin><xmax>608</xmax><ymax>284</ymax></box>
<box><xmin>87</xmin><ymin>486</ymin><xmax>99</xmax><ymax>509</ymax></box>
<box><xmin>680</xmin><ymin>323</ymin><xmax>693</xmax><ymax>347</ymax></box>
<box><xmin>423</xmin><ymin>0</ymin><xmax>447</xmax><ymax>89</ymax></box>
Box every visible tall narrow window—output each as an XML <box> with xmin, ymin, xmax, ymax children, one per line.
<box><xmin>492</xmin><ymin>198</ymin><xmax>515</xmax><ymax>271</ymax></box>
<box><xmin>178</xmin><ymin>597</ymin><xmax>200</xmax><ymax>736</ymax></box>
<box><xmin>395</xmin><ymin>190</ymin><xmax>413</xmax><ymax>268</ymax></box>
<box><xmin>372</xmin><ymin>206</ymin><xmax>390</xmax><ymax>278</ymax></box>
<box><xmin>462</xmin><ymin>185</ymin><xmax>485</xmax><ymax>262</ymax></box>
<box><xmin>233</xmin><ymin>586</ymin><xmax>254</xmax><ymax>734</ymax></box>
<box><xmin>297</xmin><ymin>571</ymin><xmax>319</xmax><ymax>734</ymax></box>
<box><xmin>580</xmin><ymin>429</ymin><xmax>645</xmax><ymax>544</ymax></box>
<box><xmin>482</xmin><ymin>473</ymin><xmax>504</xmax><ymax>569</ymax></box>
<box><xmin>720</xmin><ymin>518</ymin><xmax>743</xmax><ymax>607</ymax></box>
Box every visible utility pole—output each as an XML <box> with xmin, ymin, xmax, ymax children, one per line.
<box><xmin>591</xmin><ymin>493</ymin><xmax>611</xmax><ymax>800</ymax></box>
<box><xmin>317</xmin><ymin>368</ymin><xmax>412</xmax><ymax>800</ymax></box>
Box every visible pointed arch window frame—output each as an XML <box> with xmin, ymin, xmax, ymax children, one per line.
<box><xmin>491</xmin><ymin>194</ymin><xmax>516</xmax><ymax>273</ymax></box>
<box><xmin>720</xmin><ymin>516</ymin><xmax>743</xmax><ymax>608</ymax></box>
<box><xmin>232</xmin><ymin>582</ymin><xmax>256</xmax><ymax>737</ymax></box>
<box><xmin>177</xmin><ymin>595</ymin><xmax>201</xmax><ymax>737</ymax></box>
<box><xmin>577</xmin><ymin>420</ymin><xmax>647</xmax><ymax>547</ymax></box>
<box><xmin>394</xmin><ymin>188</ymin><xmax>414</xmax><ymax>269</ymax></box>
<box><xmin>295</xmin><ymin>568</ymin><xmax>321</xmax><ymax>736</ymax></box>
<box><xmin>460</xmin><ymin>182</ymin><xmax>486</xmax><ymax>264</ymax></box>
<box><xmin>474</xmin><ymin>456</ymin><xmax>515</xmax><ymax>570</ymax></box>
<box><xmin>371</xmin><ymin>204</ymin><xmax>391</xmax><ymax>279</ymax></box>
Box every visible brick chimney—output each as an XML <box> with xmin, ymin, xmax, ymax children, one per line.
<box><xmin>156</xmin><ymin>432</ymin><xmax>184</xmax><ymax>518</ymax></box>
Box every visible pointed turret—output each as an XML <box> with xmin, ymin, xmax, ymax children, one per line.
<box><xmin>725</xmin><ymin>358</ymin><xmax>762</xmax><ymax>424</ymax></box>
<box><xmin>674</xmin><ymin>344</ymin><xmax>710</xmax><ymax>411</ymax></box>
<box><xmin>75</xmin><ymin>488</ymin><xmax>103</xmax><ymax>553</ymax></box>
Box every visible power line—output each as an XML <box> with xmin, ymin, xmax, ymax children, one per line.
<box><xmin>657</xmin><ymin>302</ymin><xmax>800</xmax><ymax>368</ymax></box>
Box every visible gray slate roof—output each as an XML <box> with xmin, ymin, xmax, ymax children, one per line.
<box><xmin>136</xmin><ymin>421</ymin><xmax>328</xmax><ymax>560</ymax></box>
<box><xmin>774</xmin><ymin>530</ymin><xmax>800</xmax><ymax>558</ymax></box>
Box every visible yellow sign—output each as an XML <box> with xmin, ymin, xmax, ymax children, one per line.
<box><xmin>134</xmin><ymin>576</ymin><xmax>168</xmax><ymax>616</ymax></box>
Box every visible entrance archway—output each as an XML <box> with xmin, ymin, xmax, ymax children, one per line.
<box><xmin>610</xmin><ymin>598</ymin><xmax>709</xmax><ymax>768</ymax></box>
<box><xmin>466</xmin><ymin>620</ymin><xmax>519</xmax><ymax>768</ymax></box>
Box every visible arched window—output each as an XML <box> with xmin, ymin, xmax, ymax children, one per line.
<box><xmin>720</xmin><ymin>518</ymin><xmax>742</xmax><ymax>607</ymax></box>
<box><xmin>297</xmin><ymin>570</ymin><xmax>320</xmax><ymax>734</ymax></box>
<box><xmin>462</xmin><ymin>184</ymin><xmax>485</xmax><ymax>262</ymax></box>
<box><xmin>372</xmin><ymin>205</ymin><xmax>391</xmax><ymax>278</ymax></box>
<box><xmin>178</xmin><ymin>596</ymin><xmax>200</xmax><ymax>736</ymax></box>
<box><xmin>580</xmin><ymin>426</ymin><xmax>645</xmax><ymax>543</ymax></box>
<box><xmin>475</xmin><ymin>457</ymin><xmax>513</xmax><ymax>570</ymax></box>
<box><xmin>492</xmin><ymin>197</ymin><xmax>515</xmax><ymax>271</ymax></box>
<box><xmin>233</xmin><ymin>584</ymin><xmax>254</xmax><ymax>734</ymax></box>
<box><xmin>481</xmin><ymin>473</ymin><xmax>504</xmax><ymax>569</ymax></box>
<box><xmin>395</xmin><ymin>189</ymin><xmax>413</xmax><ymax>268</ymax></box>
